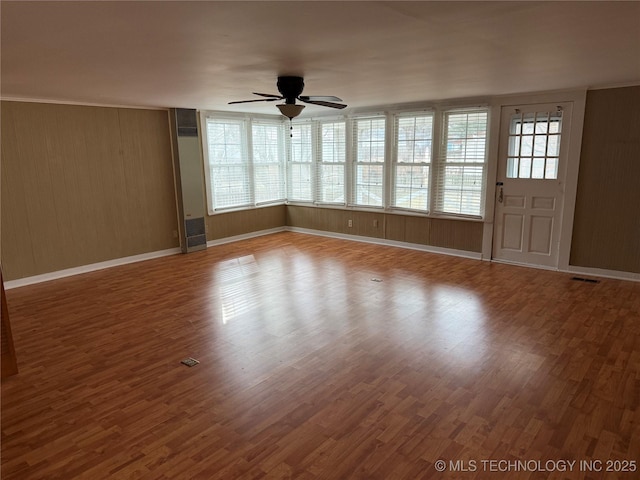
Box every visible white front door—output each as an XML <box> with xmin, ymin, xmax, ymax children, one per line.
<box><xmin>492</xmin><ymin>103</ymin><xmax>573</xmax><ymax>268</ymax></box>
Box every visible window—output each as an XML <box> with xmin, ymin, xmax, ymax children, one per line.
<box><xmin>392</xmin><ymin>113</ymin><xmax>433</xmax><ymax>211</ymax></box>
<box><xmin>252</xmin><ymin>121</ymin><xmax>285</xmax><ymax>204</ymax></box>
<box><xmin>288</xmin><ymin>123</ymin><xmax>313</xmax><ymax>201</ymax></box>
<box><xmin>318</xmin><ymin>121</ymin><xmax>346</xmax><ymax>204</ymax></box>
<box><xmin>507</xmin><ymin>111</ymin><xmax>562</xmax><ymax>179</ymax></box>
<box><xmin>204</xmin><ymin>116</ymin><xmax>285</xmax><ymax>212</ymax></box>
<box><xmin>205</xmin><ymin>119</ymin><xmax>250</xmax><ymax>210</ymax></box>
<box><xmin>286</xmin><ymin>120</ymin><xmax>346</xmax><ymax>205</ymax></box>
<box><xmin>204</xmin><ymin>106</ymin><xmax>490</xmax><ymax>219</ymax></box>
<box><xmin>352</xmin><ymin>116</ymin><xmax>386</xmax><ymax>207</ymax></box>
<box><xmin>436</xmin><ymin>110</ymin><xmax>488</xmax><ymax>217</ymax></box>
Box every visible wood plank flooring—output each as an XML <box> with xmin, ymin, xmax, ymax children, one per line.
<box><xmin>2</xmin><ymin>232</ymin><xmax>639</xmax><ymax>479</ymax></box>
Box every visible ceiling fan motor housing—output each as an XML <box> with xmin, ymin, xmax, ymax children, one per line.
<box><xmin>277</xmin><ymin>76</ymin><xmax>305</xmax><ymax>104</ymax></box>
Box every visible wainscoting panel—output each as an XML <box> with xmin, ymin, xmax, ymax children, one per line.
<box><xmin>207</xmin><ymin>205</ymin><xmax>287</xmax><ymax>240</ymax></box>
<box><xmin>286</xmin><ymin>206</ymin><xmax>482</xmax><ymax>252</ymax></box>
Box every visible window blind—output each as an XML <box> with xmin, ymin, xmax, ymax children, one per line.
<box><xmin>251</xmin><ymin>120</ymin><xmax>285</xmax><ymax>204</ymax></box>
<box><xmin>206</xmin><ymin>118</ymin><xmax>251</xmax><ymax>211</ymax></box>
<box><xmin>318</xmin><ymin>120</ymin><xmax>346</xmax><ymax>204</ymax></box>
<box><xmin>392</xmin><ymin>113</ymin><xmax>434</xmax><ymax>211</ymax></box>
<box><xmin>288</xmin><ymin>122</ymin><xmax>314</xmax><ymax>202</ymax></box>
<box><xmin>434</xmin><ymin>109</ymin><xmax>488</xmax><ymax>217</ymax></box>
<box><xmin>204</xmin><ymin>107</ymin><xmax>491</xmax><ymax>219</ymax></box>
<box><xmin>352</xmin><ymin>116</ymin><xmax>386</xmax><ymax>207</ymax></box>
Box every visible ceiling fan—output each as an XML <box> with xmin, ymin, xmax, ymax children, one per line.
<box><xmin>229</xmin><ymin>76</ymin><xmax>347</xmax><ymax>119</ymax></box>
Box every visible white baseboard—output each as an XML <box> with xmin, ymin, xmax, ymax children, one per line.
<box><xmin>491</xmin><ymin>258</ymin><xmax>640</xmax><ymax>282</ymax></box>
<box><xmin>490</xmin><ymin>258</ymin><xmax>559</xmax><ymax>272</ymax></box>
<box><xmin>5</xmin><ymin>228</ymin><xmax>287</xmax><ymax>289</ymax></box>
<box><xmin>8</xmin><ymin>229</ymin><xmax>636</xmax><ymax>289</ymax></box>
<box><xmin>564</xmin><ymin>265</ymin><xmax>640</xmax><ymax>282</ymax></box>
<box><xmin>206</xmin><ymin>227</ymin><xmax>287</xmax><ymax>247</ymax></box>
<box><xmin>5</xmin><ymin>248</ymin><xmax>181</xmax><ymax>290</ymax></box>
<box><xmin>285</xmin><ymin>226</ymin><xmax>483</xmax><ymax>260</ymax></box>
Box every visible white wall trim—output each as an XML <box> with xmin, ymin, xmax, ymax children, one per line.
<box><xmin>587</xmin><ymin>81</ymin><xmax>640</xmax><ymax>91</ymax></box>
<box><xmin>491</xmin><ymin>258</ymin><xmax>560</xmax><ymax>272</ymax></box>
<box><xmin>6</xmin><ymin>228</ymin><xmax>286</xmax><ymax>289</ymax></box>
<box><xmin>0</xmin><ymin>96</ymin><xmax>168</xmax><ymax>111</ymax></box>
<box><xmin>285</xmin><ymin>226</ymin><xmax>483</xmax><ymax>260</ymax></box>
<box><xmin>206</xmin><ymin>227</ymin><xmax>287</xmax><ymax>247</ymax></box>
<box><xmin>482</xmin><ymin>103</ymin><xmax>502</xmax><ymax>261</ymax></box>
<box><xmin>492</xmin><ymin>88</ymin><xmax>589</xmax><ymax>107</ymax></box>
<box><xmin>556</xmin><ymin>91</ymin><xmax>587</xmax><ymax>272</ymax></box>
<box><xmin>6</xmin><ymin>229</ymin><xmax>637</xmax><ymax>290</ymax></box>
<box><xmin>564</xmin><ymin>265</ymin><xmax>640</xmax><ymax>283</ymax></box>
<box><xmin>5</xmin><ymin>248</ymin><xmax>181</xmax><ymax>290</ymax></box>
<box><xmin>491</xmin><ymin>258</ymin><xmax>640</xmax><ymax>282</ymax></box>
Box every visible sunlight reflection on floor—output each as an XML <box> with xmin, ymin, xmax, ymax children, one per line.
<box><xmin>212</xmin><ymin>250</ymin><xmax>489</xmax><ymax>371</ymax></box>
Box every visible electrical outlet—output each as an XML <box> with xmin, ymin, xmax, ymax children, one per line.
<box><xmin>348</xmin><ymin>219</ymin><xmax>353</xmax><ymax>227</ymax></box>
<box><xmin>373</xmin><ymin>219</ymin><xmax>379</xmax><ymax>227</ymax></box>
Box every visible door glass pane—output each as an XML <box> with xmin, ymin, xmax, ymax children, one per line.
<box><xmin>508</xmin><ymin>136</ymin><xmax>520</xmax><ymax>156</ymax></box>
<box><xmin>507</xmin><ymin>157</ymin><xmax>519</xmax><ymax>178</ymax></box>
<box><xmin>521</xmin><ymin>135</ymin><xmax>533</xmax><ymax>156</ymax></box>
<box><xmin>519</xmin><ymin>158</ymin><xmax>532</xmax><ymax>178</ymax></box>
<box><xmin>547</xmin><ymin>135</ymin><xmax>560</xmax><ymax>157</ymax></box>
<box><xmin>534</xmin><ymin>135</ymin><xmax>547</xmax><ymax>156</ymax></box>
<box><xmin>535</xmin><ymin>113</ymin><xmax>549</xmax><ymax>133</ymax></box>
<box><xmin>532</xmin><ymin>158</ymin><xmax>545</xmax><ymax>179</ymax></box>
<box><xmin>545</xmin><ymin>158</ymin><xmax>558</xmax><ymax>179</ymax></box>
<box><xmin>522</xmin><ymin>117</ymin><xmax>535</xmax><ymax>134</ymax></box>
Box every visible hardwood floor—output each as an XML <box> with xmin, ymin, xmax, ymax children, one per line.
<box><xmin>2</xmin><ymin>232</ymin><xmax>639</xmax><ymax>479</ymax></box>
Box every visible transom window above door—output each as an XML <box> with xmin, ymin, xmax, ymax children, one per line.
<box><xmin>507</xmin><ymin>110</ymin><xmax>563</xmax><ymax>179</ymax></box>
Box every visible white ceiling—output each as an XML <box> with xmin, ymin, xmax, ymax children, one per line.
<box><xmin>2</xmin><ymin>1</ymin><xmax>639</xmax><ymax>116</ymax></box>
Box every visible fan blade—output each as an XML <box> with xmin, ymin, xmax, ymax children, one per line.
<box><xmin>300</xmin><ymin>99</ymin><xmax>347</xmax><ymax>109</ymax></box>
<box><xmin>299</xmin><ymin>95</ymin><xmax>343</xmax><ymax>102</ymax></box>
<box><xmin>228</xmin><ymin>98</ymin><xmax>280</xmax><ymax>104</ymax></box>
<box><xmin>253</xmin><ymin>92</ymin><xmax>283</xmax><ymax>99</ymax></box>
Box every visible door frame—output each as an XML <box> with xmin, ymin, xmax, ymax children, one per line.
<box><xmin>482</xmin><ymin>89</ymin><xmax>587</xmax><ymax>270</ymax></box>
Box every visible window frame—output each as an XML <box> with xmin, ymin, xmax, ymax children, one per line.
<box><xmin>506</xmin><ymin>110</ymin><xmax>563</xmax><ymax>180</ymax></box>
<box><xmin>251</xmin><ymin>119</ymin><xmax>287</xmax><ymax>205</ymax></box>
<box><xmin>287</xmin><ymin>121</ymin><xmax>315</xmax><ymax>203</ymax></box>
<box><xmin>201</xmin><ymin>105</ymin><xmax>490</xmax><ymax>221</ymax></box>
<box><xmin>390</xmin><ymin>111</ymin><xmax>435</xmax><ymax>213</ymax></box>
<box><xmin>432</xmin><ymin>108</ymin><xmax>489</xmax><ymax>218</ymax></box>
<box><xmin>350</xmin><ymin>115</ymin><xmax>387</xmax><ymax>208</ymax></box>
<box><xmin>316</xmin><ymin>119</ymin><xmax>347</xmax><ymax>206</ymax></box>
<box><xmin>202</xmin><ymin>113</ymin><xmax>287</xmax><ymax>214</ymax></box>
<box><xmin>202</xmin><ymin>116</ymin><xmax>252</xmax><ymax>213</ymax></box>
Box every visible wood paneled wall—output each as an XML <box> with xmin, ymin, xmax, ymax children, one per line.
<box><xmin>1</xmin><ymin>101</ymin><xmax>179</xmax><ymax>281</ymax></box>
<box><xmin>570</xmin><ymin>86</ymin><xmax>640</xmax><ymax>273</ymax></box>
<box><xmin>1</xmin><ymin>269</ymin><xmax>18</xmax><ymax>377</ymax></box>
<box><xmin>7</xmin><ymin>88</ymin><xmax>637</xmax><ymax>281</ymax></box>
<box><xmin>206</xmin><ymin>205</ymin><xmax>287</xmax><ymax>241</ymax></box>
<box><xmin>286</xmin><ymin>206</ymin><xmax>483</xmax><ymax>252</ymax></box>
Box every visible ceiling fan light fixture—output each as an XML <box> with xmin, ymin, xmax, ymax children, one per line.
<box><xmin>277</xmin><ymin>103</ymin><xmax>305</xmax><ymax>120</ymax></box>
